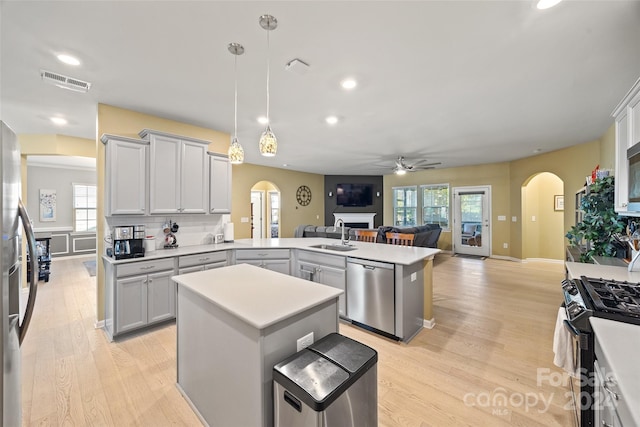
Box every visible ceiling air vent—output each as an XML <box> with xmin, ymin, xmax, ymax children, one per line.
<box><xmin>40</xmin><ymin>69</ymin><xmax>92</xmax><ymax>93</ymax></box>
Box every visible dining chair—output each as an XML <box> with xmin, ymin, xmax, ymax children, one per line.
<box><xmin>385</xmin><ymin>232</ymin><xmax>415</xmax><ymax>246</ymax></box>
<box><xmin>354</xmin><ymin>229</ymin><xmax>378</xmax><ymax>243</ymax></box>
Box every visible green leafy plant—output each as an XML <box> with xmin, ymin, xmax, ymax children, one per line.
<box><xmin>565</xmin><ymin>175</ymin><xmax>628</xmax><ymax>263</ymax></box>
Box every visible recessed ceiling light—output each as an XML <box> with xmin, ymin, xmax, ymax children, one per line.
<box><xmin>57</xmin><ymin>54</ymin><xmax>80</xmax><ymax>66</ymax></box>
<box><xmin>283</xmin><ymin>164</ymin><xmax>288</xmax><ymax>167</ymax></box>
<box><xmin>325</xmin><ymin>116</ymin><xmax>338</xmax><ymax>125</ymax></box>
<box><xmin>50</xmin><ymin>117</ymin><xmax>67</xmax><ymax>125</ymax></box>
<box><xmin>533</xmin><ymin>148</ymin><xmax>543</xmax><ymax>153</ymax></box>
<box><xmin>341</xmin><ymin>79</ymin><xmax>357</xmax><ymax>90</ymax></box>
<box><xmin>257</xmin><ymin>116</ymin><xmax>269</xmax><ymax>125</ymax></box>
<box><xmin>536</xmin><ymin>0</ymin><xmax>562</xmax><ymax>9</ymax></box>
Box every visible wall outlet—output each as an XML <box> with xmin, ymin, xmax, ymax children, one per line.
<box><xmin>410</xmin><ymin>272</ymin><xmax>417</xmax><ymax>282</ymax></box>
<box><xmin>296</xmin><ymin>332</ymin><xmax>314</xmax><ymax>352</ymax></box>
<box><xmin>316</xmin><ymin>215</ymin><xmax>320</xmax><ymax>219</ymax></box>
<box><xmin>503</xmin><ymin>243</ymin><xmax>508</xmax><ymax>249</ymax></box>
<box><xmin>531</xmin><ymin>215</ymin><xmax>536</xmax><ymax>222</ymax></box>
<box><xmin>512</xmin><ymin>216</ymin><xmax>517</xmax><ymax>222</ymax></box>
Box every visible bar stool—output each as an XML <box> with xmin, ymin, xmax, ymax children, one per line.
<box><xmin>354</xmin><ymin>229</ymin><xmax>378</xmax><ymax>243</ymax></box>
<box><xmin>385</xmin><ymin>232</ymin><xmax>415</xmax><ymax>246</ymax></box>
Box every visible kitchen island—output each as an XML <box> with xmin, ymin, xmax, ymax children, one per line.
<box><xmin>173</xmin><ymin>263</ymin><xmax>342</xmax><ymax>427</ymax></box>
<box><xmin>102</xmin><ymin>237</ymin><xmax>440</xmax><ymax>341</ymax></box>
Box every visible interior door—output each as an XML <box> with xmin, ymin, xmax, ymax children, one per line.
<box><xmin>453</xmin><ymin>186</ymin><xmax>491</xmax><ymax>257</ymax></box>
<box><xmin>250</xmin><ymin>191</ymin><xmax>264</xmax><ymax>239</ymax></box>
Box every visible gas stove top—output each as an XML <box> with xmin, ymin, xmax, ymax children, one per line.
<box><xmin>582</xmin><ymin>277</ymin><xmax>640</xmax><ymax>319</ymax></box>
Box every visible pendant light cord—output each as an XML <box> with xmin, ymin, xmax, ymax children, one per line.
<box><xmin>234</xmin><ymin>53</ymin><xmax>238</xmax><ymax>139</ymax></box>
<box><xmin>266</xmin><ymin>24</ymin><xmax>271</xmax><ymax>124</ymax></box>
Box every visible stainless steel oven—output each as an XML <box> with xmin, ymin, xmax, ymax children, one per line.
<box><xmin>560</xmin><ymin>276</ymin><xmax>640</xmax><ymax>427</ymax></box>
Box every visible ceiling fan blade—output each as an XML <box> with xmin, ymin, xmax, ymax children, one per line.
<box><xmin>411</xmin><ymin>159</ymin><xmax>441</xmax><ymax>167</ymax></box>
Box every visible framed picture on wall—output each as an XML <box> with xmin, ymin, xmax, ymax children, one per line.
<box><xmin>554</xmin><ymin>195</ymin><xmax>564</xmax><ymax>211</ymax></box>
<box><xmin>39</xmin><ymin>189</ymin><xmax>57</xmax><ymax>221</ymax></box>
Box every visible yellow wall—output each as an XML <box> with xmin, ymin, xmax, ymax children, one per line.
<box><xmin>509</xmin><ymin>140</ymin><xmax>600</xmax><ymax>259</ymax></box>
<box><xmin>232</xmin><ymin>164</ymin><xmax>325</xmax><ymax>238</ymax></box>
<box><xmin>19</xmin><ymin>134</ymin><xmax>96</xmax><ymax>158</ymax></box>
<box><xmin>522</xmin><ymin>172</ymin><xmax>564</xmax><ymax>260</ymax></box>
<box><xmin>600</xmin><ymin>124</ymin><xmax>616</xmax><ymax>172</ymax></box>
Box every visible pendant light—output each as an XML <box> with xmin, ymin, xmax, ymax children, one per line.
<box><xmin>258</xmin><ymin>14</ymin><xmax>278</xmax><ymax>157</ymax></box>
<box><xmin>228</xmin><ymin>42</ymin><xmax>245</xmax><ymax>164</ymax></box>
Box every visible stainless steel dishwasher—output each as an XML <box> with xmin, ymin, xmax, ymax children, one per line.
<box><xmin>346</xmin><ymin>258</ymin><xmax>395</xmax><ymax>336</ymax></box>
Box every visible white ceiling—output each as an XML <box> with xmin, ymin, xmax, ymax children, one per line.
<box><xmin>2</xmin><ymin>1</ymin><xmax>640</xmax><ymax>175</ymax></box>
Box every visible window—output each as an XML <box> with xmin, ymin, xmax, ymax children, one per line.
<box><xmin>392</xmin><ymin>186</ymin><xmax>417</xmax><ymax>226</ymax></box>
<box><xmin>269</xmin><ymin>191</ymin><xmax>280</xmax><ymax>238</ymax></box>
<box><xmin>73</xmin><ymin>184</ymin><xmax>97</xmax><ymax>232</ymax></box>
<box><xmin>421</xmin><ymin>184</ymin><xmax>450</xmax><ymax>229</ymax></box>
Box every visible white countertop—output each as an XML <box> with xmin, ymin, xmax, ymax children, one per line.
<box><xmin>234</xmin><ymin>237</ymin><xmax>440</xmax><ymax>265</ymax></box>
<box><xmin>173</xmin><ymin>263</ymin><xmax>342</xmax><ymax>329</ymax></box>
<box><xmin>589</xmin><ymin>317</ymin><xmax>640</xmax><ymax>426</ymax></box>
<box><xmin>103</xmin><ymin>237</ymin><xmax>440</xmax><ymax>266</ymax></box>
<box><xmin>565</xmin><ymin>261</ymin><xmax>640</xmax><ymax>282</ymax></box>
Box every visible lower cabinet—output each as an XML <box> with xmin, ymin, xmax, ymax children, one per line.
<box><xmin>104</xmin><ymin>258</ymin><xmax>176</xmax><ymax>340</ymax></box>
<box><xmin>296</xmin><ymin>250</ymin><xmax>347</xmax><ymax>317</ymax></box>
<box><xmin>235</xmin><ymin>249</ymin><xmax>291</xmax><ymax>275</ymax></box>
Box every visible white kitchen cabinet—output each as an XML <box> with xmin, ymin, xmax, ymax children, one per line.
<box><xmin>140</xmin><ymin>129</ymin><xmax>209</xmax><ymax>215</ymax></box>
<box><xmin>209</xmin><ymin>153</ymin><xmax>232</xmax><ymax>214</ymax></box>
<box><xmin>101</xmin><ymin>134</ymin><xmax>148</xmax><ymax>215</ymax></box>
<box><xmin>296</xmin><ymin>250</ymin><xmax>347</xmax><ymax>316</ymax></box>
<box><xmin>235</xmin><ymin>249</ymin><xmax>291</xmax><ymax>275</ymax></box>
<box><xmin>612</xmin><ymin>77</ymin><xmax>640</xmax><ymax>214</ymax></box>
<box><xmin>103</xmin><ymin>257</ymin><xmax>176</xmax><ymax>340</ymax></box>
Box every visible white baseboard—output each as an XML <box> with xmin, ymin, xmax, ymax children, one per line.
<box><xmin>94</xmin><ymin>320</ymin><xmax>105</xmax><ymax>329</ymax></box>
<box><xmin>490</xmin><ymin>255</ymin><xmax>522</xmax><ymax>262</ymax></box>
<box><xmin>423</xmin><ymin>318</ymin><xmax>436</xmax><ymax>329</ymax></box>
<box><xmin>523</xmin><ymin>257</ymin><xmax>565</xmax><ymax>264</ymax></box>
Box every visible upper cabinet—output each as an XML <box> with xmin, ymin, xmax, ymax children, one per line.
<box><xmin>140</xmin><ymin>129</ymin><xmax>209</xmax><ymax>215</ymax></box>
<box><xmin>612</xmin><ymin>77</ymin><xmax>640</xmax><ymax>215</ymax></box>
<box><xmin>209</xmin><ymin>153</ymin><xmax>232</xmax><ymax>214</ymax></box>
<box><xmin>101</xmin><ymin>134</ymin><xmax>148</xmax><ymax>215</ymax></box>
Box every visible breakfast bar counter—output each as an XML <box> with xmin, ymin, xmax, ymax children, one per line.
<box><xmin>173</xmin><ymin>263</ymin><xmax>342</xmax><ymax>427</ymax></box>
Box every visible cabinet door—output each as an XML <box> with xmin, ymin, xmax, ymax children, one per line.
<box><xmin>263</xmin><ymin>259</ymin><xmax>290</xmax><ymax>275</ymax></box>
<box><xmin>179</xmin><ymin>265</ymin><xmax>204</xmax><ymax>275</ymax></box>
<box><xmin>105</xmin><ymin>137</ymin><xmax>147</xmax><ymax>215</ymax></box>
<box><xmin>630</xmin><ymin>91</ymin><xmax>640</xmax><ymax>148</ymax></box>
<box><xmin>147</xmin><ymin>270</ymin><xmax>176</xmax><ymax>324</ymax></box>
<box><xmin>209</xmin><ymin>154</ymin><xmax>232</xmax><ymax>213</ymax></box>
<box><xmin>316</xmin><ymin>265</ymin><xmax>346</xmax><ymax>317</ymax></box>
<box><xmin>149</xmin><ymin>134</ymin><xmax>181</xmax><ymax>214</ymax></box>
<box><xmin>116</xmin><ymin>275</ymin><xmax>148</xmax><ymax>334</ymax></box>
<box><xmin>615</xmin><ymin>110</ymin><xmax>629</xmax><ymax>212</ymax></box>
<box><xmin>180</xmin><ymin>141</ymin><xmax>208</xmax><ymax>213</ymax></box>
<box><xmin>205</xmin><ymin>261</ymin><xmax>228</xmax><ymax>270</ymax></box>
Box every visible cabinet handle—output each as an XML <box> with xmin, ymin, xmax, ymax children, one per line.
<box><xmin>140</xmin><ymin>265</ymin><xmax>155</xmax><ymax>270</ymax></box>
<box><xmin>603</xmin><ymin>379</ymin><xmax>619</xmax><ymax>400</ymax></box>
<box><xmin>258</xmin><ymin>253</ymin><xmax>268</xmax><ymax>257</ymax></box>
<box><xmin>199</xmin><ymin>258</ymin><xmax>209</xmax><ymax>262</ymax></box>
<box><xmin>602</xmin><ymin>421</ymin><xmax>612</xmax><ymax>427</ymax></box>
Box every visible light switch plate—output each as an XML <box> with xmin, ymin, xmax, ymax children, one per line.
<box><xmin>240</xmin><ymin>217</ymin><xmax>249</xmax><ymax>223</ymax></box>
<box><xmin>497</xmin><ymin>215</ymin><xmax>506</xmax><ymax>221</ymax></box>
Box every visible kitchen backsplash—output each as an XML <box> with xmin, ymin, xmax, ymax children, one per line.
<box><xmin>104</xmin><ymin>214</ymin><xmax>230</xmax><ymax>253</ymax></box>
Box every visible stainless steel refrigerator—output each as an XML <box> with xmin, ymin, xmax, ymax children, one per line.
<box><xmin>1</xmin><ymin>121</ymin><xmax>38</xmax><ymax>425</ymax></box>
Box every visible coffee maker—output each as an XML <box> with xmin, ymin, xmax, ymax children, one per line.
<box><xmin>112</xmin><ymin>225</ymin><xmax>145</xmax><ymax>259</ymax></box>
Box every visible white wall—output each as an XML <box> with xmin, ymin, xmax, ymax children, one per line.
<box><xmin>27</xmin><ymin>164</ymin><xmax>96</xmax><ymax>230</ymax></box>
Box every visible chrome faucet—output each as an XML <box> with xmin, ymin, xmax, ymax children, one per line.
<box><xmin>334</xmin><ymin>218</ymin><xmax>349</xmax><ymax>245</ymax></box>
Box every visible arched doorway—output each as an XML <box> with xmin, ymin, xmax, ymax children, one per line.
<box><xmin>250</xmin><ymin>181</ymin><xmax>281</xmax><ymax>239</ymax></box>
<box><xmin>521</xmin><ymin>172</ymin><xmax>564</xmax><ymax>260</ymax></box>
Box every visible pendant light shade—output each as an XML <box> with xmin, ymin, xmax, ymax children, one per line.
<box><xmin>259</xmin><ymin>14</ymin><xmax>278</xmax><ymax>157</ymax></box>
<box><xmin>228</xmin><ymin>42</ymin><xmax>244</xmax><ymax>164</ymax></box>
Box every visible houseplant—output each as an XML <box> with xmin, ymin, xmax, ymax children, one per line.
<box><xmin>565</xmin><ymin>175</ymin><xmax>628</xmax><ymax>263</ymax></box>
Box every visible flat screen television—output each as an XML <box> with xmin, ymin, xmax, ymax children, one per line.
<box><xmin>336</xmin><ymin>183</ymin><xmax>373</xmax><ymax>207</ymax></box>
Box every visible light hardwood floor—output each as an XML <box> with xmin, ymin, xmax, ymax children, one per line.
<box><xmin>20</xmin><ymin>254</ymin><xmax>575</xmax><ymax>426</ymax></box>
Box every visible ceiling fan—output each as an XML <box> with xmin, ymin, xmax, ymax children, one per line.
<box><xmin>390</xmin><ymin>156</ymin><xmax>441</xmax><ymax>175</ymax></box>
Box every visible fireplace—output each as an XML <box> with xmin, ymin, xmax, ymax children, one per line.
<box><xmin>333</xmin><ymin>213</ymin><xmax>376</xmax><ymax>229</ymax></box>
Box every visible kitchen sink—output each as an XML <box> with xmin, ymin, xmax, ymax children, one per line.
<box><xmin>309</xmin><ymin>244</ymin><xmax>357</xmax><ymax>252</ymax></box>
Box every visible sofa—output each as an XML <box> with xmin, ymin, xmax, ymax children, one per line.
<box><xmin>295</xmin><ymin>224</ymin><xmax>442</xmax><ymax>249</ymax></box>
<box><xmin>376</xmin><ymin>224</ymin><xmax>442</xmax><ymax>248</ymax></box>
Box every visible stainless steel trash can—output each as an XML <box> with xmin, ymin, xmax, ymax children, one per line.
<box><xmin>273</xmin><ymin>333</ymin><xmax>377</xmax><ymax>427</ymax></box>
